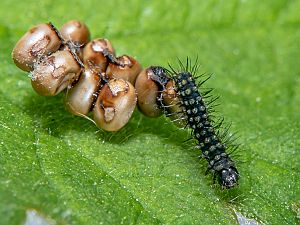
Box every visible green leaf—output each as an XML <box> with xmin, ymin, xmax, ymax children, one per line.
<box><xmin>1</xmin><ymin>0</ymin><xmax>299</xmax><ymax>224</ymax></box>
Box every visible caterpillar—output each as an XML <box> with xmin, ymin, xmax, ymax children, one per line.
<box><xmin>136</xmin><ymin>59</ymin><xmax>239</xmax><ymax>188</ymax></box>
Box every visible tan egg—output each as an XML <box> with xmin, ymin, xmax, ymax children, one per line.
<box><xmin>135</xmin><ymin>67</ymin><xmax>163</xmax><ymax>117</ymax></box>
<box><xmin>12</xmin><ymin>23</ymin><xmax>62</xmax><ymax>72</ymax></box>
<box><xmin>105</xmin><ymin>55</ymin><xmax>142</xmax><ymax>85</ymax></box>
<box><xmin>60</xmin><ymin>20</ymin><xmax>90</xmax><ymax>46</ymax></box>
<box><xmin>93</xmin><ymin>78</ymin><xmax>136</xmax><ymax>131</ymax></box>
<box><xmin>83</xmin><ymin>38</ymin><xmax>115</xmax><ymax>73</ymax></box>
<box><xmin>65</xmin><ymin>69</ymin><xmax>101</xmax><ymax>116</ymax></box>
<box><xmin>31</xmin><ymin>49</ymin><xmax>81</xmax><ymax>96</ymax></box>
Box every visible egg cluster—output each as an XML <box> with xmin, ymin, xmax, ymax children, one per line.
<box><xmin>12</xmin><ymin>20</ymin><xmax>142</xmax><ymax>131</ymax></box>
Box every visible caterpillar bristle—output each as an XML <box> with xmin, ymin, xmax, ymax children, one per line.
<box><xmin>198</xmin><ymin>75</ymin><xmax>212</xmax><ymax>86</ymax></box>
<box><xmin>167</xmin><ymin>63</ymin><xmax>177</xmax><ymax>75</ymax></box>
<box><xmin>183</xmin><ymin>137</ymin><xmax>195</xmax><ymax>143</ymax></box>
<box><xmin>170</xmin><ymin>117</ymin><xmax>188</xmax><ymax>123</ymax></box>
<box><xmin>177</xmin><ymin>57</ymin><xmax>186</xmax><ymax>72</ymax></box>
<box><xmin>191</xmin><ymin>57</ymin><xmax>200</xmax><ymax>75</ymax></box>
<box><xmin>202</xmin><ymin>88</ymin><xmax>214</xmax><ymax>96</ymax></box>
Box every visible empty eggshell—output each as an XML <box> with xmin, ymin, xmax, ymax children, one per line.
<box><xmin>93</xmin><ymin>78</ymin><xmax>136</xmax><ymax>131</ymax></box>
<box><xmin>83</xmin><ymin>38</ymin><xmax>115</xmax><ymax>73</ymax></box>
<box><xmin>12</xmin><ymin>23</ymin><xmax>62</xmax><ymax>72</ymax></box>
<box><xmin>31</xmin><ymin>49</ymin><xmax>82</xmax><ymax>96</ymax></box>
<box><xmin>60</xmin><ymin>20</ymin><xmax>90</xmax><ymax>46</ymax></box>
<box><xmin>65</xmin><ymin>68</ymin><xmax>101</xmax><ymax>116</ymax></box>
<box><xmin>105</xmin><ymin>55</ymin><xmax>142</xmax><ymax>85</ymax></box>
<box><xmin>135</xmin><ymin>67</ymin><xmax>163</xmax><ymax>117</ymax></box>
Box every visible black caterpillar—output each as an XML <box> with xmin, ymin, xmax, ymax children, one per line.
<box><xmin>150</xmin><ymin>60</ymin><xmax>239</xmax><ymax>188</ymax></box>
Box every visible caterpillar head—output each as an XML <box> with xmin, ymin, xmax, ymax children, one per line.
<box><xmin>219</xmin><ymin>167</ymin><xmax>239</xmax><ymax>188</ymax></box>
